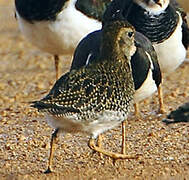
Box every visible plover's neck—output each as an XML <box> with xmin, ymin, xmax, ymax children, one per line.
<box><xmin>100</xmin><ymin>38</ymin><xmax>134</xmax><ymax>65</ymax></box>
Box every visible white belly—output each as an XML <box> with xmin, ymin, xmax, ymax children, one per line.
<box><xmin>16</xmin><ymin>1</ymin><xmax>101</xmax><ymax>56</ymax></box>
<box><xmin>134</xmin><ymin>69</ymin><xmax>157</xmax><ymax>103</ymax></box>
<box><xmin>45</xmin><ymin>110</ymin><xmax>127</xmax><ymax>138</ymax></box>
<box><xmin>153</xmin><ymin>13</ymin><xmax>186</xmax><ymax>74</ymax></box>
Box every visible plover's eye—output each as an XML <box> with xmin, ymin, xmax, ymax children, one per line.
<box><xmin>128</xmin><ymin>31</ymin><xmax>134</xmax><ymax>38</ymax></box>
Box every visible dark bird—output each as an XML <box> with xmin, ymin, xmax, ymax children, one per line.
<box><xmin>71</xmin><ymin>29</ymin><xmax>162</xmax><ymax>108</ymax></box>
<box><xmin>163</xmin><ymin>102</ymin><xmax>189</xmax><ymax>124</ymax></box>
<box><xmin>103</xmin><ymin>0</ymin><xmax>189</xmax><ymax>112</ymax></box>
<box><xmin>71</xmin><ymin>16</ymin><xmax>161</xmax><ymax>153</ymax></box>
<box><xmin>32</xmin><ymin>20</ymin><xmax>137</xmax><ymax>173</ymax></box>
<box><xmin>15</xmin><ymin>0</ymin><xmax>112</xmax><ymax>80</ymax></box>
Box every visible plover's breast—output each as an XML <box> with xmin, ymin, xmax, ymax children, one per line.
<box><xmin>45</xmin><ymin>110</ymin><xmax>128</xmax><ymax>138</ymax></box>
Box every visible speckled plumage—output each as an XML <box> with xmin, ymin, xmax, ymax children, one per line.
<box><xmin>33</xmin><ymin>20</ymin><xmax>135</xmax><ymax>137</ymax></box>
<box><xmin>34</xmin><ymin>59</ymin><xmax>134</xmax><ymax>122</ymax></box>
<box><xmin>32</xmin><ymin>21</ymin><xmax>139</xmax><ymax>173</ymax></box>
<box><xmin>71</xmin><ymin>29</ymin><xmax>161</xmax><ymax>103</ymax></box>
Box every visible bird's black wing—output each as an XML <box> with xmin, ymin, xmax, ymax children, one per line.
<box><xmin>71</xmin><ymin>29</ymin><xmax>161</xmax><ymax>91</ymax></box>
<box><xmin>71</xmin><ymin>30</ymin><xmax>101</xmax><ymax>70</ymax></box>
<box><xmin>15</xmin><ymin>0</ymin><xmax>66</xmax><ymax>22</ymax></box>
<box><xmin>133</xmin><ymin>32</ymin><xmax>162</xmax><ymax>90</ymax></box>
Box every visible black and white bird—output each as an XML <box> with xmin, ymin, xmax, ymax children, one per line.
<box><xmin>32</xmin><ymin>20</ymin><xmax>138</xmax><ymax>173</ymax></box>
<box><xmin>103</xmin><ymin>0</ymin><xmax>189</xmax><ymax>112</ymax></box>
<box><xmin>163</xmin><ymin>102</ymin><xmax>189</xmax><ymax>124</ymax></box>
<box><xmin>15</xmin><ymin>0</ymin><xmax>111</xmax><ymax>79</ymax></box>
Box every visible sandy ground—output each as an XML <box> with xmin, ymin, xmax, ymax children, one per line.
<box><xmin>0</xmin><ymin>1</ymin><xmax>189</xmax><ymax>180</ymax></box>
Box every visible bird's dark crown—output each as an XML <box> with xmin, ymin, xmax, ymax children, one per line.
<box><xmin>100</xmin><ymin>20</ymin><xmax>136</xmax><ymax>61</ymax></box>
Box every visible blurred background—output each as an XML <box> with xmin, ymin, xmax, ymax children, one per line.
<box><xmin>178</xmin><ymin>0</ymin><xmax>189</xmax><ymax>11</ymax></box>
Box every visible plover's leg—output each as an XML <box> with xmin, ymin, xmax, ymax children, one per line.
<box><xmin>97</xmin><ymin>134</ymin><xmax>103</xmax><ymax>158</ymax></box>
<box><xmin>121</xmin><ymin>121</ymin><xmax>127</xmax><ymax>154</ymax></box>
<box><xmin>158</xmin><ymin>84</ymin><xmax>165</xmax><ymax>113</ymax></box>
<box><xmin>44</xmin><ymin>128</ymin><xmax>59</xmax><ymax>174</ymax></box>
<box><xmin>54</xmin><ymin>55</ymin><xmax>60</xmax><ymax>80</ymax></box>
<box><xmin>89</xmin><ymin>137</ymin><xmax>138</xmax><ymax>160</ymax></box>
<box><xmin>134</xmin><ymin>103</ymin><xmax>140</xmax><ymax>117</ymax></box>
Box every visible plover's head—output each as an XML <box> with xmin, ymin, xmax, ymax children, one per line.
<box><xmin>133</xmin><ymin>0</ymin><xmax>170</xmax><ymax>14</ymax></box>
<box><xmin>101</xmin><ymin>20</ymin><xmax>136</xmax><ymax>61</ymax></box>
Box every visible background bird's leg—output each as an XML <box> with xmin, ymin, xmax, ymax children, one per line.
<box><xmin>44</xmin><ymin>128</ymin><xmax>59</xmax><ymax>174</ymax></box>
<box><xmin>97</xmin><ymin>134</ymin><xmax>103</xmax><ymax>158</ymax></box>
<box><xmin>121</xmin><ymin>121</ymin><xmax>126</xmax><ymax>154</ymax></box>
<box><xmin>89</xmin><ymin>137</ymin><xmax>138</xmax><ymax>160</ymax></box>
<box><xmin>158</xmin><ymin>84</ymin><xmax>165</xmax><ymax>113</ymax></box>
<box><xmin>134</xmin><ymin>103</ymin><xmax>140</xmax><ymax>117</ymax></box>
<box><xmin>54</xmin><ymin>55</ymin><xmax>60</xmax><ymax>80</ymax></box>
